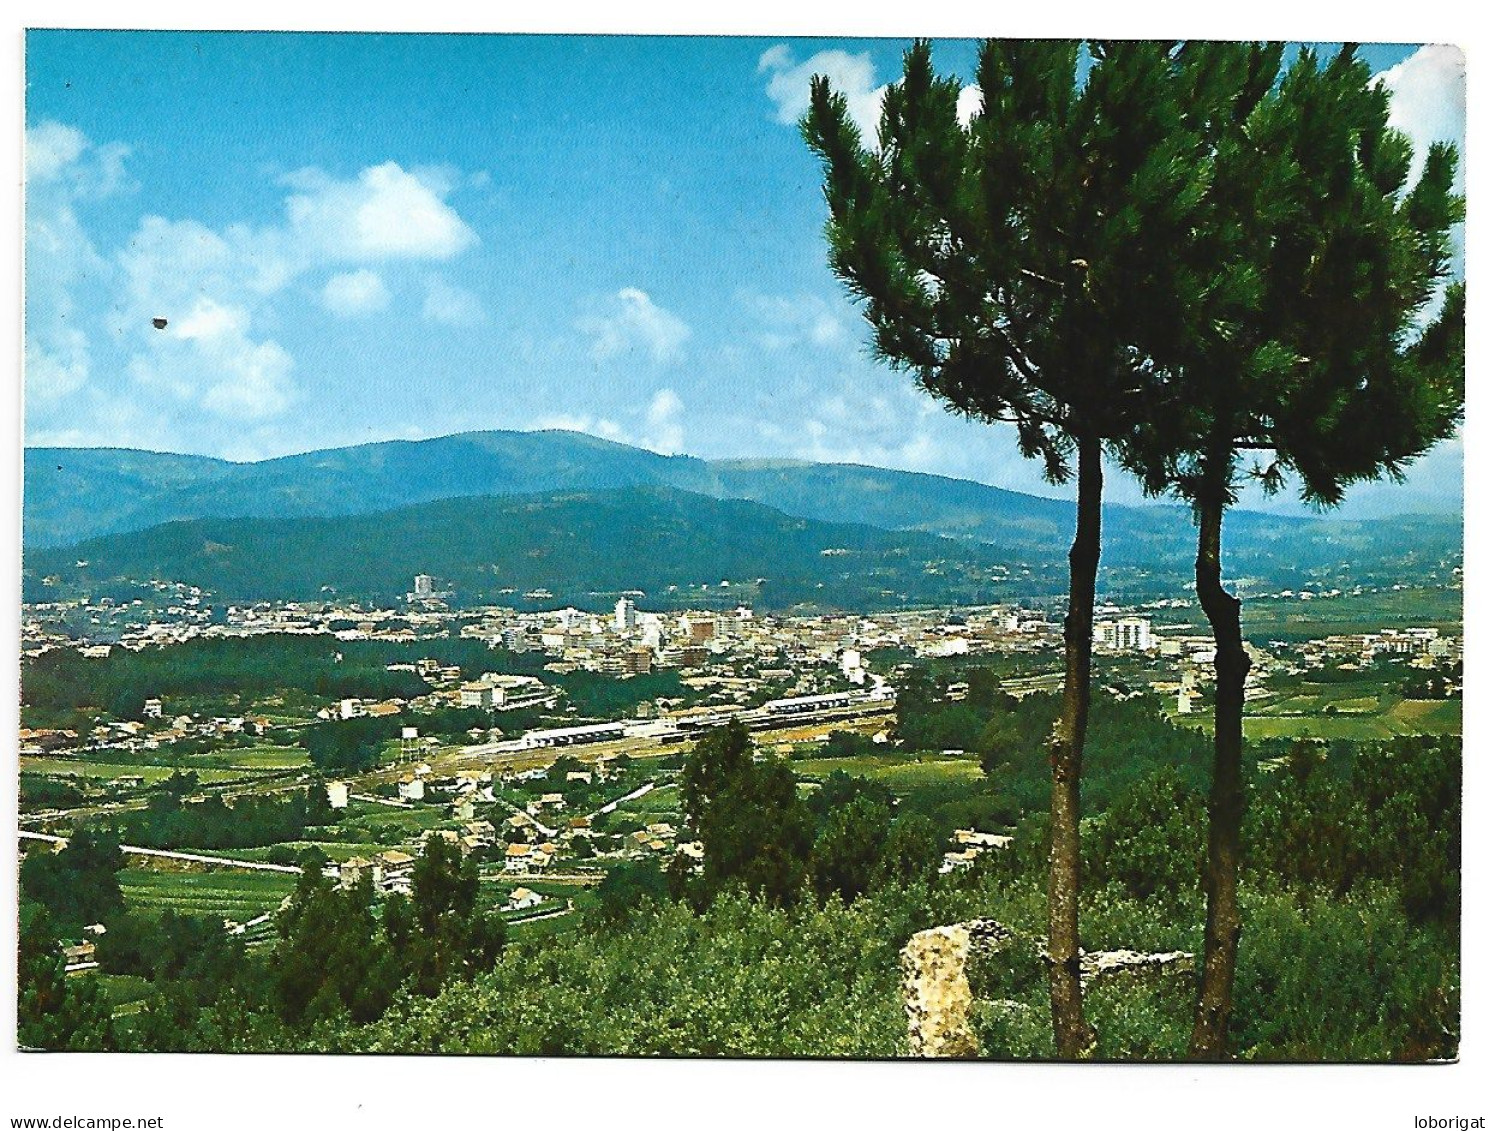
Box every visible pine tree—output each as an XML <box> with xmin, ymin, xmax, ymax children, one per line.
<box><xmin>804</xmin><ymin>39</ymin><xmax>1250</xmax><ymax>1056</ymax></box>
<box><xmin>1120</xmin><ymin>46</ymin><xmax>1464</xmax><ymax>1058</ymax></box>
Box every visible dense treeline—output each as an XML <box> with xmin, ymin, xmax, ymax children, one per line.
<box><xmin>21</xmin><ymin>631</ymin><xmax>703</xmax><ymax>731</ymax></box>
<box><xmin>19</xmin><ymin>836</ymin><xmax>508</xmax><ymax>1051</ymax></box>
<box><xmin>1244</xmin><ymin>736</ymin><xmax>1459</xmax><ymax>926</ymax></box>
<box><xmin>672</xmin><ymin>720</ymin><xmax>944</xmax><ymax>909</ymax></box>
<box><xmin>22</xmin><ymin>635</ymin><xmax>431</xmax><ymax>723</ymax></box>
<box><xmin>20</xmin><ymin>827</ymin><xmax>126</xmax><ymax>935</ymax></box>
<box><xmin>890</xmin><ymin>663</ymin><xmax>1212</xmax><ymax>827</ymax></box>
<box><xmin>110</xmin><ymin>784</ymin><xmax>338</xmax><ymax>851</ymax></box>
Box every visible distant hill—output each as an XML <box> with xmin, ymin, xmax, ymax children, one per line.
<box><xmin>23</xmin><ymin>486</ymin><xmax>1039</xmax><ymax>611</ymax></box>
<box><xmin>23</xmin><ymin>431</ymin><xmax>698</xmax><ymax>548</ymax></box>
<box><xmin>28</xmin><ymin>429</ymin><xmax>1094</xmax><ymax>551</ymax></box>
<box><xmin>24</xmin><ymin>481</ymin><xmax>1461</xmax><ymax>613</ymax></box>
<box><xmin>23</xmin><ymin>430</ymin><xmax>1460</xmax><ymax>608</ymax></box>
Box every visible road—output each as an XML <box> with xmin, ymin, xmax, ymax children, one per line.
<box><xmin>19</xmin><ymin>830</ymin><xmax>337</xmax><ymax>879</ymax></box>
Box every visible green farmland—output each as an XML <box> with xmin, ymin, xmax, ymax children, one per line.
<box><xmin>118</xmin><ymin>867</ymin><xmax>297</xmax><ymax>921</ymax></box>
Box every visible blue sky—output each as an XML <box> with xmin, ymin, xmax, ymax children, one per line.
<box><xmin>24</xmin><ymin>32</ymin><xmax>1464</xmax><ymax>516</ymax></box>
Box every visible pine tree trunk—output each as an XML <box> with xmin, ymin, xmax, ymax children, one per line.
<box><xmin>1188</xmin><ymin>492</ymin><xmax>1249</xmax><ymax>1059</ymax></box>
<box><xmin>1047</xmin><ymin>432</ymin><xmax>1101</xmax><ymax>1058</ymax></box>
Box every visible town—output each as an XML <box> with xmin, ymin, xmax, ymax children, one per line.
<box><xmin>19</xmin><ymin>565</ymin><xmax>1463</xmax><ymax>976</ymax></box>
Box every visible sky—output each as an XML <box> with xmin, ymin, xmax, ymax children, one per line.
<box><xmin>23</xmin><ymin>32</ymin><xmax>1466</xmax><ymax>517</ymax></box>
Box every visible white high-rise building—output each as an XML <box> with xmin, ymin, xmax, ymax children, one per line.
<box><xmin>640</xmin><ymin>615</ymin><xmax>663</xmax><ymax>649</ymax></box>
<box><xmin>615</xmin><ymin>597</ymin><xmax>637</xmax><ymax>633</ymax></box>
<box><xmin>414</xmin><ymin>574</ymin><xmax>435</xmax><ymax>597</ymax></box>
<box><xmin>1095</xmin><ymin>616</ymin><xmax>1154</xmax><ymax>653</ymax></box>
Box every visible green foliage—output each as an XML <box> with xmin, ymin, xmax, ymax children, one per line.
<box><xmin>271</xmin><ymin>868</ymin><xmax>403</xmax><ymax>1027</ymax></box>
<box><xmin>697</xmin><ymin>758</ymin><xmax>814</xmax><ymax>908</ymax></box>
<box><xmin>299</xmin><ymin>716</ymin><xmax>394</xmax><ymax>772</ymax></box>
<box><xmin>1246</xmin><ymin>735</ymin><xmax>1459</xmax><ymax>925</ymax></box>
<box><xmin>679</xmin><ymin>719</ymin><xmax>754</xmax><ymax>829</ymax></box>
<box><xmin>265</xmin><ymin>838</ymin><xmax>507</xmax><ymax>1032</ymax></box>
<box><xmin>110</xmin><ymin>785</ymin><xmax>336</xmax><ymax>850</ymax></box>
<box><xmin>809</xmin><ymin>796</ymin><xmax>895</xmax><ymax>901</ymax></box>
<box><xmin>21</xmin><ymin>633</ymin><xmax>430</xmax><ymax>724</ymax></box>
<box><xmin>20</xmin><ymin>827</ymin><xmax>125</xmax><ymax>934</ymax></box>
<box><xmin>894</xmin><ymin>664</ymin><xmax>985</xmax><ymax>753</ymax></box>
<box><xmin>401</xmin><ymin>835</ymin><xmax>507</xmax><ymax>996</ymax></box>
<box><xmin>820</xmin><ymin>728</ymin><xmax>882</xmax><ymax>760</ymax></box>
<box><xmin>876</xmin><ymin>814</ymin><xmax>945</xmax><ymax>886</ymax></box>
<box><xmin>20</xmin><ymin>771</ymin><xmax>85</xmax><ymax>809</ymax></box>
<box><xmin>95</xmin><ymin>907</ymin><xmax>257</xmax><ymax>1015</ymax></box>
<box><xmin>1230</xmin><ymin>882</ymin><xmax>1457</xmax><ymax>1061</ymax></box>
<box><xmin>17</xmin><ymin>900</ymin><xmax>115</xmax><ymax>1051</ymax></box>
<box><xmin>1083</xmin><ymin>768</ymin><xmax>1207</xmax><ymax>903</ymax></box>
<box><xmin>359</xmin><ymin>890</ymin><xmax>909</xmax><ymax>1056</ymax></box>
<box><xmin>593</xmin><ymin>860</ymin><xmax>669</xmax><ymax>926</ymax></box>
<box><xmin>27</xmin><ymin>486</ymin><xmax>1040</xmax><ymax>611</ymax></box>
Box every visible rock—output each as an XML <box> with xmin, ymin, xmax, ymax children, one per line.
<box><xmin>901</xmin><ymin>919</ymin><xmax>1193</xmax><ymax>1057</ymax></box>
<box><xmin>1080</xmin><ymin>948</ymin><xmax>1194</xmax><ymax>985</ymax></box>
<box><xmin>901</xmin><ymin>918</ymin><xmax>1012</xmax><ymax>1057</ymax></box>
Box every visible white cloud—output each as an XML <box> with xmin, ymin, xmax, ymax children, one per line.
<box><xmin>532</xmin><ymin>389</ymin><xmax>687</xmax><ymax>455</ymax></box>
<box><xmin>578</xmin><ymin>288</ymin><xmax>690</xmax><ymax>365</ymax></box>
<box><xmin>117</xmin><ymin>222</ymin><xmax>297</xmax><ymax>419</ymax></box>
<box><xmin>106</xmin><ymin>158</ymin><xmax>483</xmax><ymax>427</ymax></box>
<box><xmin>639</xmin><ymin>388</ymin><xmax>685</xmax><ymax>454</ymax></box>
<box><xmin>748</xmin><ymin>377</ymin><xmax>947</xmax><ymax>474</ymax></box>
<box><xmin>759</xmin><ymin>45</ymin><xmax>889</xmax><ymax>141</ymax></box>
<box><xmin>1373</xmin><ymin>45</ymin><xmax>1466</xmax><ymax>315</ymax></box>
<box><xmin>422</xmin><ymin>276</ymin><xmax>486</xmax><ymax>326</ymax></box>
<box><xmin>127</xmin><ymin>296</ymin><xmax>297</xmax><ymax>420</ymax></box>
<box><xmin>198</xmin><ymin>338</ymin><xmax>298</xmax><ymax>419</ymax></box>
<box><xmin>24</xmin><ymin>332</ymin><xmax>90</xmax><ymax>402</ymax></box>
<box><xmin>26</xmin><ymin>121</ymin><xmax>87</xmax><ymax>182</ymax></box>
<box><xmin>957</xmin><ymin>85</ymin><xmax>983</xmax><ymax>126</ymax></box>
<box><xmin>283</xmin><ymin>161</ymin><xmax>478</xmax><ymax>262</ymax></box>
<box><xmin>173</xmin><ymin>297</ymin><xmax>247</xmax><ymax>341</ymax></box>
<box><xmin>24</xmin><ymin>122</ymin><xmax>127</xmax><ymax>406</ymax></box>
<box><xmin>748</xmin><ymin>293</ymin><xmax>849</xmax><ymax>351</ymax></box>
<box><xmin>118</xmin><ymin>216</ymin><xmax>238</xmax><ymax>317</ymax></box>
<box><xmin>27</xmin><ymin>119</ymin><xmax>132</xmax><ymax>198</ymax></box>
<box><xmin>1375</xmin><ymin>46</ymin><xmax>1466</xmax><ymax>193</ymax></box>
<box><xmin>322</xmin><ymin>269</ymin><xmax>391</xmax><ymax>317</ymax></box>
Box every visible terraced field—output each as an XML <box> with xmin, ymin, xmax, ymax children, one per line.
<box><xmin>792</xmin><ymin>752</ymin><xmax>983</xmax><ymax>792</ymax></box>
<box><xmin>18</xmin><ymin>758</ymin><xmax>245</xmax><ymax>784</ymax></box>
<box><xmin>118</xmin><ymin>867</ymin><xmax>297</xmax><ymax>920</ymax></box>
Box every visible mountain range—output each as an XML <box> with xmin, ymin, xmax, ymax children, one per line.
<box><xmin>22</xmin><ymin>430</ymin><xmax>1462</xmax><ymax>611</ymax></box>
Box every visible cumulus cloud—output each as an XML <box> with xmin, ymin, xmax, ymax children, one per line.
<box><xmin>282</xmin><ymin>162</ymin><xmax>478</xmax><ymax>262</ymax></box>
<box><xmin>422</xmin><ymin>275</ymin><xmax>486</xmax><ymax>326</ymax></box>
<box><xmin>26</xmin><ymin>121</ymin><xmax>88</xmax><ymax>182</ymax></box>
<box><xmin>321</xmin><ymin>269</ymin><xmax>391</xmax><ymax>317</ymax></box>
<box><xmin>750</xmin><ymin>378</ymin><xmax>945</xmax><ymax>473</ymax></box>
<box><xmin>759</xmin><ymin>45</ymin><xmax>980</xmax><ymax>143</ymax></box>
<box><xmin>639</xmin><ymin>388</ymin><xmax>685</xmax><ymax>454</ymax></box>
<box><xmin>578</xmin><ymin>288</ymin><xmax>690</xmax><ymax>365</ymax></box>
<box><xmin>24</xmin><ymin>121</ymin><xmax>128</xmax><ymax>405</ymax></box>
<box><xmin>1375</xmin><ymin>45</ymin><xmax>1466</xmax><ymax>193</ymax></box>
<box><xmin>956</xmin><ymin>85</ymin><xmax>983</xmax><ymax>126</ymax></box>
<box><xmin>759</xmin><ymin>44</ymin><xmax>889</xmax><ymax>141</ymax></box>
<box><xmin>1373</xmin><ymin>45</ymin><xmax>1467</xmax><ymax>312</ymax></box>
<box><xmin>126</xmin><ymin>296</ymin><xmax>297</xmax><ymax>420</ymax></box>
<box><xmin>532</xmin><ymin>389</ymin><xmax>687</xmax><ymax>456</ymax></box>
<box><xmin>27</xmin><ymin>119</ymin><xmax>132</xmax><ymax>197</ymax></box>
<box><xmin>107</xmin><ymin>157</ymin><xmax>483</xmax><ymax>428</ymax></box>
<box><xmin>748</xmin><ymin>293</ymin><xmax>848</xmax><ymax>351</ymax></box>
